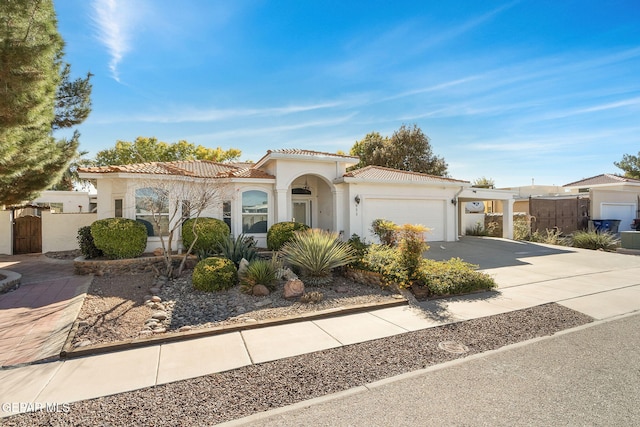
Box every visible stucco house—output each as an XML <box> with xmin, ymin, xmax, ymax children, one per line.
<box><xmin>78</xmin><ymin>149</ymin><xmax>516</xmax><ymax>252</ymax></box>
<box><xmin>563</xmin><ymin>174</ymin><xmax>640</xmax><ymax>232</ymax></box>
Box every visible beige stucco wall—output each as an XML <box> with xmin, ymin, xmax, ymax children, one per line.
<box><xmin>590</xmin><ymin>188</ymin><xmax>639</xmax><ymax>231</ymax></box>
<box><xmin>32</xmin><ymin>191</ymin><xmax>92</xmax><ymax>213</ymax></box>
<box><xmin>41</xmin><ymin>211</ymin><xmax>97</xmax><ymax>253</ymax></box>
<box><xmin>590</xmin><ymin>188</ymin><xmax>640</xmax><ymax>216</ymax></box>
<box><xmin>0</xmin><ymin>210</ymin><xmax>12</xmax><ymax>255</ymax></box>
<box><xmin>345</xmin><ymin>182</ymin><xmax>459</xmax><ymax>242</ymax></box>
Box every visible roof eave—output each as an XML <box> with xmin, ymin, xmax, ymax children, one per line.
<box><xmin>339</xmin><ymin>176</ymin><xmax>470</xmax><ymax>187</ymax></box>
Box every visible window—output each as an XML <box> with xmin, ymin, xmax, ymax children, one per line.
<box><xmin>242</xmin><ymin>190</ymin><xmax>267</xmax><ymax>233</ymax></box>
<box><xmin>49</xmin><ymin>202</ymin><xmax>63</xmax><ymax>213</ymax></box>
<box><xmin>114</xmin><ymin>199</ymin><xmax>123</xmax><ymax>217</ymax></box>
<box><xmin>135</xmin><ymin>188</ymin><xmax>169</xmax><ymax>236</ymax></box>
<box><xmin>223</xmin><ymin>200</ymin><xmax>231</xmax><ymax>231</ymax></box>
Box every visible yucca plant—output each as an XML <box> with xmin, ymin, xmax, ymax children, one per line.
<box><xmin>281</xmin><ymin>229</ymin><xmax>357</xmax><ymax>286</ymax></box>
<box><xmin>239</xmin><ymin>258</ymin><xmax>278</xmax><ymax>293</ymax></box>
<box><xmin>217</xmin><ymin>234</ymin><xmax>258</xmax><ymax>267</ymax></box>
<box><xmin>570</xmin><ymin>230</ymin><xmax>619</xmax><ymax>251</ymax></box>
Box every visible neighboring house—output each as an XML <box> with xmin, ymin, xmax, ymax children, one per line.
<box><xmin>78</xmin><ymin>149</ymin><xmax>516</xmax><ymax>252</ymax></box>
<box><xmin>491</xmin><ymin>174</ymin><xmax>640</xmax><ymax>233</ymax></box>
<box><xmin>563</xmin><ymin>174</ymin><xmax>640</xmax><ymax>232</ymax></box>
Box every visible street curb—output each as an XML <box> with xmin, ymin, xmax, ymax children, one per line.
<box><xmin>0</xmin><ymin>269</ymin><xmax>21</xmax><ymax>294</ymax></box>
<box><xmin>219</xmin><ymin>311</ymin><xmax>640</xmax><ymax>426</ymax></box>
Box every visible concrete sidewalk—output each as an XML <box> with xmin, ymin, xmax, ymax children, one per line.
<box><xmin>1</xmin><ymin>238</ymin><xmax>640</xmax><ymax>419</ymax></box>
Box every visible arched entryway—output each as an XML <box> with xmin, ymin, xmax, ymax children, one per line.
<box><xmin>289</xmin><ymin>174</ymin><xmax>334</xmax><ymax>230</ymax></box>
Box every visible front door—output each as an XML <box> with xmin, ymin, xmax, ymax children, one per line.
<box><xmin>292</xmin><ymin>200</ymin><xmax>311</xmax><ymax>226</ymax></box>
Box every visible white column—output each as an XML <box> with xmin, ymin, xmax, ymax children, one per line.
<box><xmin>275</xmin><ymin>188</ymin><xmax>288</xmax><ymax>223</ymax></box>
<box><xmin>502</xmin><ymin>198</ymin><xmax>515</xmax><ymax>239</ymax></box>
<box><xmin>333</xmin><ymin>188</ymin><xmax>344</xmax><ymax>237</ymax></box>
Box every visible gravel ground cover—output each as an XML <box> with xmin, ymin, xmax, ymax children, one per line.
<box><xmin>6</xmin><ymin>303</ymin><xmax>593</xmax><ymax>426</ymax></box>
<box><xmin>72</xmin><ymin>271</ymin><xmax>399</xmax><ymax>348</ymax></box>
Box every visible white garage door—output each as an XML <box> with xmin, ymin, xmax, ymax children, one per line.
<box><xmin>364</xmin><ymin>198</ymin><xmax>446</xmax><ymax>241</ymax></box>
<box><xmin>601</xmin><ymin>203</ymin><xmax>636</xmax><ymax>232</ymax></box>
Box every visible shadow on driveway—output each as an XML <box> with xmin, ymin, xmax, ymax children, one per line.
<box><xmin>425</xmin><ymin>236</ymin><xmax>573</xmax><ymax>269</ymax></box>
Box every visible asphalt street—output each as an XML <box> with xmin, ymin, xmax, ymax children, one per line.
<box><xmin>233</xmin><ymin>312</ymin><xmax>640</xmax><ymax>427</ymax></box>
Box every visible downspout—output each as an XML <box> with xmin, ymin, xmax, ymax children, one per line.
<box><xmin>453</xmin><ymin>186</ymin><xmax>465</xmax><ymax>240</ymax></box>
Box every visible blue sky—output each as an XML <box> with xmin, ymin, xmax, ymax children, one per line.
<box><xmin>53</xmin><ymin>0</ymin><xmax>640</xmax><ymax>187</ymax></box>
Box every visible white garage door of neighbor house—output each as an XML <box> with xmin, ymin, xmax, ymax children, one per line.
<box><xmin>600</xmin><ymin>203</ymin><xmax>636</xmax><ymax>232</ymax></box>
<box><xmin>364</xmin><ymin>199</ymin><xmax>445</xmax><ymax>241</ymax></box>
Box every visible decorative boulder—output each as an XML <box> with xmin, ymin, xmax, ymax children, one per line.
<box><xmin>238</xmin><ymin>258</ymin><xmax>250</xmax><ymax>278</ymax></box>
<box><xmin>283</xmin><ymin>279</ymin><xmax>304</xmax><ymax>299</ymax></box>
<box><xmin>153</xmin><ymin>247</ymin><xmax>164</xmax><ymax>256</ymax></box>
<box><xmin>252</xmin><ymin>284</ymin><xmax>270</xmax><ymax>296</ymax></box>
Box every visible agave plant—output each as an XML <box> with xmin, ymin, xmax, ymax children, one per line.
<box><xmin>217</xmin><ymin>234</ymin><xmax>258</xmax><ymax>267</ymax></box>
<box><xmin>239</xmin><ymin>258</ymin><xmax>279</xmax><ymax>294</ymax></box>
<box><xmin>280</xmin><ymin>229</ymin><xmax>357</xmax><ymax>286</ymax></box>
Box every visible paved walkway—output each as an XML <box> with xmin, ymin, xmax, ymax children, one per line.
<box><xmin>1</xmin><ymin>238</ymin><xmax>640</xmax><ymax>419</ymax></box>
<box><xmin>0</xmin><ymin>255</ymin><xmax>91</xmax><ymax>367</ymax></box>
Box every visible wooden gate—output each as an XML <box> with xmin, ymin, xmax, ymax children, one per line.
<box><xmin>530</xmin><ymin>197</ymin><xmax>590</xmax><ymax>234</ymax></box>
<box><xmin>13</xmin><ymin>215</ymin><xmax>42</xmax><ymax>254</ymax></box>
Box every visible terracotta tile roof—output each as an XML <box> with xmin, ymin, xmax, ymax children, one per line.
<box><xmin>563</xmin><ymin>173</ymin><xmax>640</xmax><ymax>187</ymax></box>
<box><xmin>254</xmin><ymin>148</ymin><xmax>359</xmax><ymax>165</ymax></box>
<box><xmin>343</xmin><ymin>166</ymin><xmax>469</xmax><ymax>184</ymax></box>
<box><xmin>270</xmin><ymin>148</ymin><xmax>358</xmax><ymax>159</ymax></box>
<box><xmin>78</xmin><ymin>160</ymin><xmax>274</xmax><ymax>179</ymax></box>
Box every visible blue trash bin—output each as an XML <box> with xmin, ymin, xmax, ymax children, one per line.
<box><xmin>590</xmin><ymin>219</ymin><xmax>621</xmax><ymax>233</ymax></box>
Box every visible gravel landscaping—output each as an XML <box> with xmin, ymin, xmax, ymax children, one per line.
<box><xmin>71</xmin><ymin>270</ymin><xmax>401</xmax><ymax>348</ymax></box>
<box><xmin>6</xmin><ymin>303</ymin><xmax>593</xmax><ymax>426</ymax></box>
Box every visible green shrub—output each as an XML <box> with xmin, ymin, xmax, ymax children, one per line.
<box><xmin>192</xmin><ymin>257</ymin><xmax>237</xmax><ymax>292</ymax></box>
<box><xmin>362</xmin><ymin>244</ymin><xmax>409</xmax><ymax>287</ymax></box>
<box><xmin>513</xmin><ymin>219</ymin><xmax>531</xmax><ymax>241</ymax></box>
<box><xmin>528</xmin><ymin>228</ymin><xmax>569</xmax><ymax>245</ymax></box>
<box><xmin>570</xmin><ymin>230</ymin><xmax>619</xmax><ymax>251</ymax></box>
<box><xmin>218</xmin><ymin>234</ymin><xmax>258</xmax><ymax>267</ymax></box>
<box><xmin>417</xmin><ymin>258</ymin><xmax>496</xmax><ymax>296</ymax></box>
<box><xmin>466</xmin><ymin>222</ymin><xmax>489</xmax><ymax>236</ymax></box>
<box><xmin>347</xmin><ymin>234</ymin><xmax>369</xmax><ymax>269</ymax></box>
<box><xmin>397</xmin><ymin>224</ymin><xmax>429</xmax><ymax>278</ymax></box>
<box><xmin>239</xmin><ymin>258</ymin><xmax>278</xmax><ymax>293</ymax></box>
<box><xmin>267</xmin><ymin>221</ymin><xmax>310</xmax><ymax>251</ymax></box>
<box><xmin>77</xmin><ymin>225</ymin><xmax>103</xmax><ymax>259</ymax></box>
<box><xmin>90</xmin><ymin>218</ymin><xmax>147</xmax><ymax>259</ymax></box>
<box><xmin>370</xmin><ymin>219</ymin><xmax>398</xmax><ymax>246</ymax></box>
<box><xmin>281</xmin><ymin>229</ymin><xmax>357</xmax><ymax>286</ymax></box>
<box><xmin>182</xmin><ymin>218</ymin><xmax>230</xmax><ymax>253</ymax></box>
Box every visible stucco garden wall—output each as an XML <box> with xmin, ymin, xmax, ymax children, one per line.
<box><xmin>0</xmin><ymin>210</ymin><xmax>12</xmax><ymax>255</ymax></box>
<box><xmin>41</xmin><ymin>211</ymin><xmax>97</xmax><ymax>253</ymax></box>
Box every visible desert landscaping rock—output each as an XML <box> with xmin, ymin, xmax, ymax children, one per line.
<box><xmin>252</xmin><ymin>284</ymin><xmax>270</xmax><ymax>296</ymax></box>
<box><xmin>8</xmin><ymin>304</ymin><xmax>593</xmax><ymax>426</ymax></box>
<box><xmin>71</xmin><ymin>271</ymin><xmax>398</xmax><ymax>347</ymax></box>
<box><xmin>283</xmin><ymin>278</ymin><xmax>304</xmax><ymax>298</ymax></box>
<box><xmin>151</xmin><ymin>311</ymin><xmax>168</xmax><ymax>321</ymax></box>
<box><xmin>254</xmin><ymin>298</ymin><xmax>272</xmax><ymax>308</ymax></box>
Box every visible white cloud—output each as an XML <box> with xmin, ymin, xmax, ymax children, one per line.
<box><xmin>91</xmin><ymin>0</ymin><xmax>145</xmax><ymax>82</ymax></box>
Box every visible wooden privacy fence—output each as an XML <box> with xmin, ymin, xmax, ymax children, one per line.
<box><xmin>529</xmin><ymin>197</ymin><xmax>590</xmax><ymax>234</ymax></box>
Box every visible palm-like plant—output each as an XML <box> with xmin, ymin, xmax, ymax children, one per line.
<box><xmin>217</xmin><ymin>234</ymin><xmax>258</xmax><ymax>267</ymax></box>
<box><xmin>239</xmin><ymin>258</ymin><xmax>279</xmax><ymax>293</ymax></box>
<box><xmin>280</xmin><ymin>229</ymin><xmax>357</xmax><ymax>286</ymax></box>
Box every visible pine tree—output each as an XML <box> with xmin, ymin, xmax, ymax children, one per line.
<box><xmin>0</xmin><ymin>0</ymin><xmax>92</xmax><ymax>205</ymax></box>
